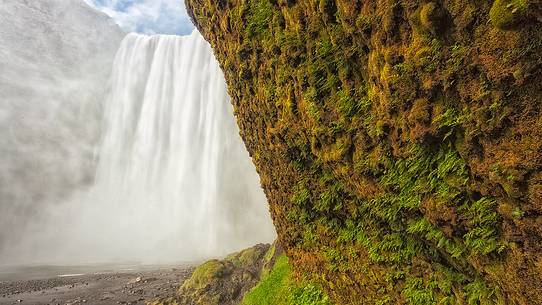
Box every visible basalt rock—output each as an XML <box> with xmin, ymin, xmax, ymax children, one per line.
<box><xmin>185</xmin><ymin>0</ymin><xmax>542</xmax><ymax>304</ymax></box>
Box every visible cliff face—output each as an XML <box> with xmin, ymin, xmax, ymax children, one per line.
<box><xmin>185</xmin><ymin>0</ymin><xmax>542</xmax><ymax>304</ymax></box>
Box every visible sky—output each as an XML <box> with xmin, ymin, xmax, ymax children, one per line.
<box><xmin>84</xmin><ymin>0</ymin><xmax>195</xmax><ymax>35</ymax></box>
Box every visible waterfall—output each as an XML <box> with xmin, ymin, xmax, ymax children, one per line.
<box><xmin>96</xmin><ymin>30</ymin><xmax>277</xmax><ymax>260</ymax></box>
<box><xmin>2</xmin><ymin>31</ymin><xmax>275</xmax><ymax>264</ymax></box>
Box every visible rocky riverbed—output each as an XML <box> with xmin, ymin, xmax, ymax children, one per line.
<box><xmin>0</xmin><ymin>265</ymin><xmax>194</xmax><ymax>305</ymax></box>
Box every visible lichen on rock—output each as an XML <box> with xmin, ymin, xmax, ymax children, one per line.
<box><xmin>150</xmin><ymin>244</ymin><xmax>271</xmax><ymax>305</ymax></box>
<box><xmin>185</xmin><ymin>0</ymin><xmax>542</xmax><ymax>304</ymax></box>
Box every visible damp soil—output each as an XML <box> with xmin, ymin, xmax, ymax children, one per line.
<box><xmin>0</xmin><ymin>265</ymin><xmax>194</xmax><ymax>305</ymax></box>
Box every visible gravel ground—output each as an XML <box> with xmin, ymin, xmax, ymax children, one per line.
<box><xmin>0</xmin><ymin>266</ymin><xmax>194</xmax><ymax>305</ymax></box>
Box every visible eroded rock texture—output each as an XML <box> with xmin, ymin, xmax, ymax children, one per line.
<box><xmin>185</xmin><ymin>0</ymin><xmax>542</xmax><ymax>304</ymax></box>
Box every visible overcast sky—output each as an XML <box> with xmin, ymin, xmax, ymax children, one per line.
<box><xmin>84</xmin><ymin>0</ymin><xmax>195</xmax><ymax>35</ymax></box>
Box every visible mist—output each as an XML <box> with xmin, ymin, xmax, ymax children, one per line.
<box><xmin>0</xmin><ymin>0</ymin><xmax>274</xmax><ymax>266</ymax></box>
<box><xmin>0</xmin><ymin>0</ymin><xmax>125</xmax><ymax>260</ymax></box>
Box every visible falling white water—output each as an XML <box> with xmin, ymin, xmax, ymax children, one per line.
<box><xmin>96</xmin><ymin>30</ymin><xmax>277</xmax><ymax>259</ymax></box>
<box><xmin>2</xmin><ymin>30</ymin><xmax>275</xmax><ymax>265</ymax></box>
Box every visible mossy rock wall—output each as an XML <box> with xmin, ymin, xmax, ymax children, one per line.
<box><xmin>185</xmin><ymin>0</ymin><xmax>542</xmax><ymax>304</ymax></box>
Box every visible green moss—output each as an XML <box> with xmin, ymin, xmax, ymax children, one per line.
<box><xmin>433</xmin><ymin>107</ymin><xmax>468</xmax><ymax>139</ymax></box>
<box><xmin>242</xmin><ymin>254</ymin><xmax>333</xmax><ymax>305</ymax></box>
<box><xmin>403</xmin><ymin>277</ymin><xmax>436</xmax><ymax>305</ymax></box>
<box><xmin>307</xmin><ymin>100</ymin><xmax>322</xmax><ymax>122</ymax></box>
<box><xmin>290</xmin><ymin>283</ymin><xmax>333</xmax><ymax>305</ymax></box>
<box><xmin>375</xmin><ymin>144</ymin><xmax>503</xmax><ymax>257</ymax></box>
<box><xmin>291</xmin><ymin>180</ymin><xmax>311</xmax><ymax>206</ymax></box>
<box><xmin>245</xmin><ymin>0</ymin><xmax>273</xmax><ymax>37</ymax></box>
<box><xmin>489</xmin><ymin>0</ymin><xmax>529</xmax><ymax>30</ymax></box>
<box><xmin>181</xmin><ymin>260</ymin><xmax>228</xmax><ymax>291</ymax></box>
<box><xmin>463</xmin><ymin>279</ymin><xmax>500</xmax><ymax>305</ymax></box>
<box><xmin>227</xmin><ymin>246</ymin><xmax>266</xmax><ymax>268</ymax></box>
<box><xmin>511</xmin><ymin>207</ymin><xmax>524</xmax><ymax>219</ymax></box>
<box><xmin>401</xmin><ymin>268</ymin><xmax>503</xmax><ymax>305</ymax></box>
<box><xmin>187</xmin><ymin>0</ymin><xmax>542</xmax><ymax>303</ymax></box>
<box><xmin>336</xmin><ymin>88</ymin><xmax>371</xmax><ymax>118</ymax></box>
<box><xmin>406</xmin><ymin>218</ymin><xmax>464</xmax><ymax>258</ymax></box>
<box><xmin>316</xmin><ymin>182</ymin><xmax>343</xmax><ymax>212</ymax></box>
<box><xmin>460</xmin><ymin>197</ymin><xmax>504</xmax><ymax>255</ymax></box>
<box><xmin>242</xmin><ymin>254</ymin><xmax>291</xmax><ymax>305</ymax></box>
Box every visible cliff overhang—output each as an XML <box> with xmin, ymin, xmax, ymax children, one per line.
<box><xmin>185</xmin><ymin>0</ymin><xmax>542</xmax><ymax>304</ymax></box>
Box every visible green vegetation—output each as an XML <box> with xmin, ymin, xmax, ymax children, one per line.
<box><xmin>152</xmin><ymin>244</ymin><xmax>272</xmax><ymax>305</ymax></box>
<box><xmin>402</xmin><ymin>277</ymin><xmax>437</xmax><ymax>305</ymax></box>
<box><xmin>245</xmin><ymin>0</ymin><xmax>273</xmax><ymax>37</ymax></box>
<box><xmin>186</xmin><ymin>0</ymin><xmax>542</xmax><ymax>303</ymax></box>
<box><xmin>227</xmin><ymin>246</ymin><xmax>267</xmax><ymax>268</ymax></box>
<box><xmin>242</xmin><ymin>255</ymin><xmax>291</xmax><ymax>305</ymax></box>
<box><xmin>242</xmin><ymin>255</ymin><xmax>332</xmax><ymax>305</ymax></box>
<box><xmin>181</xmin><ymin>260</ymin><xmax>228</xmax><ymax>291</ymax></box>
<box><xmin>290</xmin><ymin>284</ymin><xmax>333</xmax><ymax>305</ymax></box>
<box><xmin>489</xmin><ymin>0</ymin><xmax>529</xmax><ymax>30</ymax></box>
